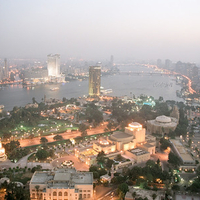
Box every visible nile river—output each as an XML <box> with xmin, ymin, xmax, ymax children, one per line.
<box><xmin>0</xmin><ymin>65</ymin><xmax>182</xmax><ymax>111</ymax></box>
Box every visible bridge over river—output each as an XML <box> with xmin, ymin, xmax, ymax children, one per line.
<box><xmin>119</xmin><ymin>71</ymin><xmax>173</xmax><ymax>76</ymax></box>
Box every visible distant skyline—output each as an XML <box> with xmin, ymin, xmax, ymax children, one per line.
<box><xmin>1</xmin><ymin>0</ymin><xmax>200</xmax><ymax>63</ymax></box>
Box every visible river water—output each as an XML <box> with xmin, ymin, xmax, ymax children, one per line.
<box><xmin>0</xmin><ymin>65</ymin><xmax>182</xmax><ymax>111</ymax></box>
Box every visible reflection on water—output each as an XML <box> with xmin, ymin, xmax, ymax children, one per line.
<box><xmin>0</xmin><ymin>65</ymin><xmax>182</xmax><ymax>111</ymax></box>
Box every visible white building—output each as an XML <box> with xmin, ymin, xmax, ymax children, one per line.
<box><xmin>147</xmin><ymin>115</ymin><xmax>178</xmax><ymax>135</ymax></box>
<box><xmin>75</xmin><ymin>122</ymin><xmax>156</xmax><ymax>165</ymax></box>
<box><xmin>170</xmin><ymin>139</ymin><xmax>195</xmax><ymax>166</ymax></box>
<box><xmin>47</xmin><ymin>54</ymin><xmax>60</xmax><ymax>77</ymax></box>
<box><xmin>29</xmin><ymin>168</ymin><xmax>93</xmax><ymax>200</ymax></box>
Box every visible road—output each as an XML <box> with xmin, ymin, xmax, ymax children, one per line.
<box><xmin>0</xmin><ymin>152</ymin><xmax>35</xmax><ymax>170</ymax></box>
<box><xmin>51</xmin><ymin>155</ymin><xmax>89</xmax><ymax>171</ymax></box>
<box><xmin>19</xmin><ymin>124</ymin><xmax>107</xmax><ymax>147</ymax></box>
<box><xmin>151</xmin><ymin>151</ymin><xmax>169</xmax><ymax>171</ymax></box>
<box><xmin>95</xmin><ymin>186</ymin><xmax>117</xmax><ymax>200</ymax></box>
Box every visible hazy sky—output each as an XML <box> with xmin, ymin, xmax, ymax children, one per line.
<box><xmin>1</xmin><ymin>0</ymin><xmax>200</xmax><ymax>62</ymax></box>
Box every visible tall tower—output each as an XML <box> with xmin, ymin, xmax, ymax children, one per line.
<box><xmin>3</xmin><ymin>58</ymin><xmax>8</xmax><ymax>79</ymax></box>
<box><xmin>89</xmin><ymin>66</ymin><xmax>101</xmax><ymax>97</ymax></box>
<box><xmin>47</xmin><ymin>54</ymin><xmax>60</xmax><ymax>77</ymax></box>
<box><xmin>0</xmin><ymin>66</ymin><xmax>2</xmax><ymax>81</ymax></box>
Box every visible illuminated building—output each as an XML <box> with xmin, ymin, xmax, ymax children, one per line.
<box><xmin>146</xmin><ymin>115</ymin><xmax>178</xmax><ymax>135</ymax></box>
<box><xmin>23</xmin><ymin>68</ymin><xmax>48</xmax><ymax>82</ymax></box>
<box><xmin>88</xmin><ymin>66</ymin><xmax>101</xmax><ymax>97</ymax></box>
<box><xmin>93</xmin><ymin>139</ymin><xmax>116</xmax><ymax>154</ymax></box>
<box><xmin>170</xmin><ymin>139</ymin><xmax>196</xmax><ymax>167</ymax></box>
<box><xmin>0</xmin><ymin>141</ymin><xmax>7</xmax><ymax>161</ymax></box>
<box><xmin>3</xmin><ymin>58</ymin><xmax>9</xmax><ymax>79</ymax></box>
<box><xmin>30</xmin><ymin>168</ymin><xmax>93</xmax><ymax>200</ymax></box>
<box><xmin>47</xmin><ymin>54</ymin><xmax>60</xmax><ymax>77</ymax></box>
<box><xmin>76</xmin><ymin>122</ymin><xmax>156</xmax><ymax>165</ymax></box>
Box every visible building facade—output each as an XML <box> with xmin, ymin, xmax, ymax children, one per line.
<box><xmin>88</xmin><ymin>66</ymin><xmax>101</xmax><ymax>97</ymax></box>
<box><xmin>47</xmin><ymin>54</ymin><xmax>60</xmax><ymax>77</ymax></box>
<box><xmin>30</xmin><ymin>168</ymin><xmax>93</xmax><ymax>200</ymax></box>
<box><xmin>75</xmin><ymin>122</ymin><xmax>156</xmax><ymax>165</ymax></box>
<box><xmin>146</xmin><ymin>115</ymin><xmax>178</xmax><ymax>135</ymax></box>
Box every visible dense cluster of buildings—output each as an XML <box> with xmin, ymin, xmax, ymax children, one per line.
<box><xmin>23</xmin><ymin>54</ymin><xmax>65</xmax><ymax>84</ymax></box>
<box><xmin>75</xmin><ymin>122</ymin><xmax>156</xmax><ymax>169</ymax></box>
<box><xmin>0</xmin><ymin>58</ymin><xmax>9</xmax><ymax>81</ymax></box>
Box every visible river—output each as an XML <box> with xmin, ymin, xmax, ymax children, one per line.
<box><xmin>0</xmin><ymin>65</ymin><xmax>182</xmax><ymax>111</ymax></box>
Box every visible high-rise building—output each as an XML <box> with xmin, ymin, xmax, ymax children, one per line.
<box><xmin>3</xmin><ymin>58</ymin><xmax>8</xmax><ymax>79</ymax></box>
<box><xmin>47</xmin><ymin>54</ymin><xmax>60</xmax><ymax>77</ymax></box>
<box><xmin>89</xmin><ymin>66</ymin><xmax>101</xmax><ymax>97</ymax></box>
<box><xmin>0</xmin><ymin>66</ymin><xmax>2</xmax><ymax>81</ymax></box>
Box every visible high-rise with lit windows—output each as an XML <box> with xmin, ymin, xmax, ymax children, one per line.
<box><xmin>47</xmin><ymin>54</ymin><xmax>60</xmax><ymax>77</ymax></box>
<box><xmin>89</xmin><ymin>66</ymin><xmax>101</xmax><ymax>97</ymax></box>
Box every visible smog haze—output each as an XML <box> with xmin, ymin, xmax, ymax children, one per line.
<box><xmin>0</xmin><ymin>0</ymin><xmax>200</xmax><ymax>62</ymax></box>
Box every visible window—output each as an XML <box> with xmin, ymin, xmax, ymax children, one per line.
<box><xmin>79</xmin><ymin>194</ymin><xmax>82</xmax><ymax>198</ymax></box>
<box><xmin>59</xmin><ymin>192</ymin><xmax>62</xmax><ymax>196</ymax></box>
<box><xmin>64</xmin><ymin>192</ymin><xmax>68</xmax><ymax>196</ymax></box>
<box><xmin>32</xmin><ymin>193</ymin><xmax>35</xmax><ymax>198</ymax></box>
<box><xmin>79</xmin><ymin>190</ymin><xmax>82</xmax><ymax>192</ymax></box>
<box><xmin>53</xmin><ymin>192</ymin><xmax>57</xmax><ymax>196</ymax></box>
<box><xmin>87</xmin><ymin>190</ymin><xmax>90</xmax><ymax>192</ymax></box>
<box><xmin>84</xmin><ymin>194</ymin><xmax>86</xmax><ymax>198</ymax></box>
<box><xmin>87</xmin><ymin>194</ymin><xmax>91</xmax><ymax>198</ymax></box>
<box><xmin>84</xmin><ymin>190</ymin><xmax>86</xmax><ymax>192</ymax></box>
<box><xmin>32</xmin><ymin>189</ymin><xmax>35</xmax><ymax>192</ymax></box>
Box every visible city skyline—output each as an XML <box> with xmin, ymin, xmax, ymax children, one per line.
<box><xmin>0</xmin><ymin>0</ymin><xmax>200</xmax><ymax>63</ymax></box>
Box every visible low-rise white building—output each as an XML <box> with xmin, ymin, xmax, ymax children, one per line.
<box><xmin>170</xmin><ymin>139</ymin><xmax>195</xmax><ymax>166</ymax></box>
<box><xmin>29</xmin><ymin>168</ymin><xmax>93</xmax><ymax>200</ymax></box>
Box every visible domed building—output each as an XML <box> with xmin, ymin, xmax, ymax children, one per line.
<box><xmin>75</xmin><ymin>122</ymin><xmax>156</xmax><ymax>165</ymax></box>
<box><xmin>0</xmin><ymin>141</ymin><xmax>7</xmax><ymax>161</ymax></box>
<box><xmin>146</xmin><ymin>115</ymin><xmax>178</xmax><ymax>135</ymax></box>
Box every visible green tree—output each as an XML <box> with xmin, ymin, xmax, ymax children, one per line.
<box><xmin>118</xmin><ymin>183</ymin><xmax>129</xmax><ymax>199</ymax></box>
<box><xmin>160</xmin><ymin>138</ymin><xmax>171</xmax><ymax>151</ymax></box>
<box><xmin>152</xmin><ymin>193</ymin><xmax>157</xmax><ymax>200</ymax></box>
<box><xmin>168</xmin><ymin>152</ymin><xmax>181</xmax><ymax>167</ymax></box>
<box><xmin>48</xmin><ymin>149</ymin><xmax>54</xmax><ymax>158</ymax></box>
<box><xmin>53</xmin><ymin>134</ymin><xmax>63</xmax><ymax>141</ymax></box>
<box><xmin>85</xmin><ymin>103</ymin><xmax>103</xmax><ymax>125</ymax></box>
<box><xmin>36</xmin><ymin>149</ymin><xmax>48</xmax><ymax>160</ymax></box>
<box><xmin>4</xmin><ymin>140</ymin><xmax>20</xmax><ymax>153</ymax></box>
<box><xmin>79</xmin><ymin>124</ymin><xmax>88</xmax><ymax>137</ymax></box>
<box><xmin>96</xmin><ymin>151</ymin><xmax>106</xmax><ymax>166</ymax></box>
<box><xmin>40</xmin><ymin>137</ymin><xmax>48</xmax><ymax>144</ymax></box>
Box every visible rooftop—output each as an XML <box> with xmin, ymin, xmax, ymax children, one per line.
<box><xmin>109</xmin><ymin>131</ymin><xmax>134</xmax><ymax>141</ymax></box>
<box><xmin>30</xmin><ymin>169</ymin><xmax>93</xmax><ymax>186</ymax></box>
<box><xmin>128</xmin><ymin>148</ymin><xmax>149</xmax><ymax>156</ymax></box>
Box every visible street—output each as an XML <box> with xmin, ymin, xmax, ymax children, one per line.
<box><xmin>19</xmin><ymin>124</ymin><xmax>107</xmax><ymax>147</ymax></box>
